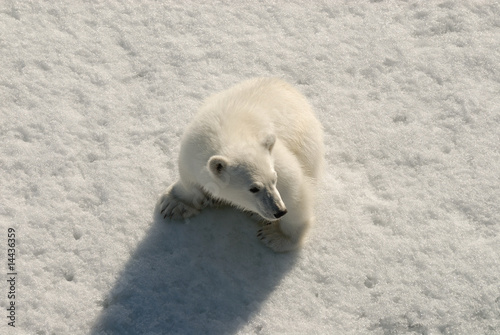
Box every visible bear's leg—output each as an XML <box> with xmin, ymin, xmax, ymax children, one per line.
<box><xmin>158</xmin><ymin>180</ymin><xmax>210</xmax><ymax>220</ymax></box>
<box><xmin>257</xmin><ymin>216</ymin><xmax>311</xmax><ymax>252</ymax></box>
<box><xmin>257</xmin><ymin>181</ymin><xmax>314</xmax><ymax>252</ymax></box>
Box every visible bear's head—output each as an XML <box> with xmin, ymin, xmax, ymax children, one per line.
<box><xmin>205</xmin><ymin>134</ymin><xmax>287</xmax><ymax>221</ymax></box>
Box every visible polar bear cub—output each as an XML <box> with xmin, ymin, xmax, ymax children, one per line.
<box><xmin>158</xmin><ymin>78</ymin><xmax>324</xmax><ymax>252</ymax></box>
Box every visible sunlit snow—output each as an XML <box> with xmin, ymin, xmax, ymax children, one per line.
<box><xmin>1</xmin><ymin>1</ymin><xmax>499</xmax><ymax>334</ymax></box>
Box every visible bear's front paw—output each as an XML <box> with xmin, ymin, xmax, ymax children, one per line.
<box><xmin>257</xmin><ymin>222</ymin><xmax>297</xmax><ymax>252</ymax></box>
<box><xmin>158</xmin><ymin>192</ymin><xmax>200</xmax><ymax>220</ymax></box>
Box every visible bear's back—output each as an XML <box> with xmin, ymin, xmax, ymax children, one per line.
<box><xmin>241</xmin><ymin>78</ymin><xmax>324</xmax><ymax>179</ymax></box>
<box><xmin>181</xmin><ymin>78</ymin><xmax>324</xmax><ymax>179</ymax></box>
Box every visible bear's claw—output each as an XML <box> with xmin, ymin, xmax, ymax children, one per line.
<box><xmin>158</xmin><ymin>192</ymin><xmax>199</xmax><ymax>221</ymax></box>
<box><xmin>257</xmin><ymin>222</ymin><xmax>297</xmax><ymax>252</ymax></box>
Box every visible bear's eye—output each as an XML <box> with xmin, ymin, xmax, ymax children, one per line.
<box><xmin>249</xmin><ymin>186</ymin><xmax>260</xmax><ymax>193</ymax></box>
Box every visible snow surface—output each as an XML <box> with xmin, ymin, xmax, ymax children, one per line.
<box><xmin>1</xmin><ymin>1</ymin><xmax>500</xmax><ymax>334</ymax></box>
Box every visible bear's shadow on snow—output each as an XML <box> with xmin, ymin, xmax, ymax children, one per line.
<box><xmin>91</xmin><ymin>203</ymin><xmax>297</xmax><ymax>335</ymax></box>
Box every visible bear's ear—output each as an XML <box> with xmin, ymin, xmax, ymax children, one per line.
<box><xmin>262</xmin><ymin>134</ymin><xmax>276</xmax><ymax>152</ymax></box>
<box><xmin>208</xmin><ymin>155</ymin><xmax>229</xmax><ymax>178</ymax></box>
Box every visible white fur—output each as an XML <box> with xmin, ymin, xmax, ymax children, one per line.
<box><xmin>158</xmin><ymin>78</ymin><xmax>324</xmax><ymax>252</ymax></box>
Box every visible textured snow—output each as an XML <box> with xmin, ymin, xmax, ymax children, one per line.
<box><xmin>1</xmin><ymin>1</ymin><xmax>500</xmax><ymax>334</ymax></box>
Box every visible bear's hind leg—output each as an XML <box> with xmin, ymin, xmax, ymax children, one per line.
<box><xmin>158</xmin><ymin>180</ymin><xmax>210</xmax><ymax>220</ymax></box>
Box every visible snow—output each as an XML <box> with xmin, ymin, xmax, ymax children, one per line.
<box><xmin>1</xmin><ymin>1</ymin><xmax>499</xmax><ymax>334</ymax></box>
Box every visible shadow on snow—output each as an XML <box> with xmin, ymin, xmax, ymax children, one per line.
<box><xmin>91</xmin><ymin>202</ymin><xmax>297</xmax><ymax>335</ymax></box>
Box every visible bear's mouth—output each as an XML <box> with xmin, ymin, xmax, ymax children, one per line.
<box><xmin>259</xmin><ymin>211</ymin><xmax>286</xmax><ymax>222</ymax></box>
<box><xmin>258</xmin><ymin>201</ymin><xmax>287</xmax><ymax>222</ymax></box>
<box><xmin>247</xmin><ymin>210</ymin><xmax>278</xmax><ymax>223</ymax></box>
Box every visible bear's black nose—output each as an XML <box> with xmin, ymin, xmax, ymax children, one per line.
<box><xmin>274</xmin><ymin>209</ymin><xmax>288</xmax><ymax>219</ymax></box>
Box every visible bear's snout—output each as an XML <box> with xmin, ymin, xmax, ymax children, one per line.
<box><xmin>274</xmin><ymin>209</ymin><xmax>288</xmax><ymax>219</ymax></box>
